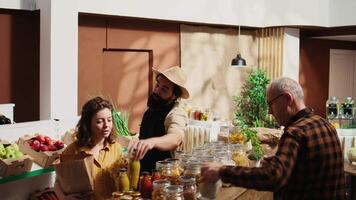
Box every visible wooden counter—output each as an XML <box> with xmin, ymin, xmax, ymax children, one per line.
<box><xmin>345</xmin><ymin>162</ymin><xmax>356</xmax><ymax>200</ymax></box>
<box><xmin>217</xmin><ymin>186</ymin><xmax>273</xmax><ymax>200</ymax></box>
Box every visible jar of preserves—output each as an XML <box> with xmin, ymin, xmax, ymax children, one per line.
<box><xmin>230</xmin><ymin>144</ymin><xmax>249</xmax><ymax>167</ymax></box>
<box><xmin>164</xmin><ymin>185</ymin><xmax>184</xmax><ymax>200</ymax></box>
<box><xmin>151</xmin><ymin>169</ymin><xmax>161</xmax><ymax>182</ymax></box>
<box><xmin>139</xmin><ymin>171</ymin><xmax>152</xmax><ymax>199</ymax></box>
<box><xmin>326</xmin><ymin>96</ymin><xmax>340</xmax><ymax>119</ymax></box>
<box><xmin>129</xmin><ymin>159</ymin><xmax>141</xmax><ymax>191</ymax></box>
<box><xmin>180</xmin><ymin>176</ymin><xmax>197</xmax><ymax>200</ymax></box>
<box><xmin>165</xmin><ymin>158</ymin><xmax>182</xmax><ymax>184</ymax></box>
<box><xmin>152</xmin><ymin>179</ymin><xmax>170</xmax><ymax>200</ymax></box>
<box><xmin>184</xmin><ymin>161</ymin><xmax>202</xmax><ymax>187</ymax></box>
<box><xmin>119</xmin><ymin>168</ymin><xmax>130</xmax><ymax>192</ymax></box>
<box><xmin>156</xmin><ymin>161</ymin><xmax>173</xmax><ymax>181</ymax></box>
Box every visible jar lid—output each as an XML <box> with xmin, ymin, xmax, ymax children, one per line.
<box><xmin>164</xmin><ymin>185</ymin><xmax>183</xmax><ymax>194</ymax></box>
<box><xmin>153</xmin><ymin>179</ymin><xmax>170</xmax><ymax>189</ymax></box>
<box><xmin>112</xmin><ymin>191</ymin><xmax>124</xmax><ymax>197</ymax></box>
<box><xmin>132</xmin><ymin>192</ymin><xmax>141</xmax><ymax>197</ymax></box>
<box><xmin>179</xmin><ymin>175</ymin><xmax>196</xmax><ymax>183</ymax></box>
<box><xmin>121</xmin><ymin>195</ymin><xmax>133</xmax><ymax>200</ymax></box>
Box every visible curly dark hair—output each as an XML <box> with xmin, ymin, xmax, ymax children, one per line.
<box><xmin>76</xmin><ymin>96</ymin><xmax>117</xmax><ymax>148</ymax></box>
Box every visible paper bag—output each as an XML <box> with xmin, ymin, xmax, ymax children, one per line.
<box><xmin>54</xmin><ymin>154</ymin><xmax>94</xmax><ymax>194</ymax></box>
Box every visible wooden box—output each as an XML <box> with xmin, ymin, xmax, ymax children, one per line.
<box><xmin>18</xmin><ymin>135</ymin><xmax>64</xmax><ymax>168</ymax></box>
<box><xmin>0</xmin><ymin>140</ymin><xmax>33</xmax><ymax>177</ymax></box>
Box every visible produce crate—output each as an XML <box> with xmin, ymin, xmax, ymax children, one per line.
<box><xmin>18</xmin><ymin>135</ymin><xmax>64</xmax><ymax>168</ymax></box>
<box><xmin>0</xmin><ymin>140</ymin><xmax>33</xmax><ymax>177</ymax></box>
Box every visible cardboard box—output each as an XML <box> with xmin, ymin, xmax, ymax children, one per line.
<box><xmin>0</xmin><ymin>140</ymin><xmax>33</xmax><ymax>177</ymax></box>
<box><xmin>18</xmin><ymin>135</ymin><xmax>64</xmax><ymax>168</ymax></box>
<box><xmin>54</xmin><ymin>154</ymin><xmax>94</xmax><ymax>194</ymax></box>
<box><xmin>0</xmin><ymin>154</ymin><xmax>33</xmax><ymax>177</ymax></box>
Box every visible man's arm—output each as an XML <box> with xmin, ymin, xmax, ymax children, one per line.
<box><xmin>128</xmin><ymin>102</ymin><xmax>186</xmax><ymax>160</ymax></box>
<box><xmin>201</xmin><ymin>131</ymin><xmax>300</xmax><ymax>191</ymax></box>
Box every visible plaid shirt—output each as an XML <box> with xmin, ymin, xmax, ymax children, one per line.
<box><xmin>219</xmin><ymin>108</ymin><xmax>345</xmax><ymax>200</ymax></box>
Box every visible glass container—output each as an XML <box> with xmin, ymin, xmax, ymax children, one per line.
<box><xmin>165</xmin><ymin>158</ymin><xmax>183</xmax><ymax>184</ymax></box>
<box><xmin>184</xmin><ymin>161</ymin><xmax>202</xmax><ymax>187</ymax></box>
<box><xmin>156</xmin><ymin>160</ymin><xmax>173</xmax><ymax>181</ymax></box>
<box><xmin>152</xmin><ymin>179</ymin><xmax>170</xmax><ymax>200</ymax></box>
<box><xmin>164</xmin><ymin>185</ymin><xmax>184</xmax><ymax>200</ymax></box>
<box><xmin>180</xmin><ymin>175</ymin><xmax>197</xmax><ymax>200</ymax></box>
<box><xmin>118</xmin><ymin>168</ymin><xmax>130</xmax><ymax>192</ymax></box>
<box><xmin>151</xmin><ymin>169</ymin><xmax>161</xmax><ymax>182</ymax></box>
<box><xmin>139</xmin><ymin>171</ymin><xmax>152</xmax><ymax>199</ymax></box>
<box><xmin>342</xmin><ymin>97</ymin><xmax>354</xmax><ymax>119</ymax></box>
<box><xmin>326</xmin><ymin>96</ymin><xmax>340</xmax><ymax>119</ymax></box>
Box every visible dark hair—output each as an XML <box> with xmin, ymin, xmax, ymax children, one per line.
<box><xmin>76</xmin><ymin>96</ymin><xmax>116</xmax><ymax>148</ymax></box>
<box><xmin>156</xmin><ymin>74</ymin><xmax>182</xmax><ymax>98</ymax></box>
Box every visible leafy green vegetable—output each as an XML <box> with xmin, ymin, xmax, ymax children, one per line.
<box><xmin>112</xmin><ymin>110</ymin><xmax>130</xmax><ymax>136</ymax></box>
<box><xmin>241</xmin><ymin>128</ymin><xmax>263</xmax><ymax>160</ymax></box>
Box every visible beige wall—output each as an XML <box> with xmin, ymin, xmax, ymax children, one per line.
<box><xmin>78</xmin><ymin>15</ymin><xmax>180</xmax><ymax>133</ymax></box>
<box><xmin>180</xmin><ymin>24</ymin><xmax>259</xmax><ymax>120</ymax></box>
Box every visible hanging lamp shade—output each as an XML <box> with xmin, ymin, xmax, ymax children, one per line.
<box><xmin>231</xmin><ymin>53</ymin><xmax>246</xmax><ymax>67</ymax></box>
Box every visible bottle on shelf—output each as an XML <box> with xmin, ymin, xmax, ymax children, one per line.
<box><xmin>340</xmin><ymin>97</ymin><xmax>355</xmax><ymax>129</ymax></box>
<box><xmin>326</xmin><ymin>96</ymin><xmax>340</xmax><ymax>129</ymax></box>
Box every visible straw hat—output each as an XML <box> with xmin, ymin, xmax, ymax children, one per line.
<box><xmin>152</xmin><ymin>66</ymin><xmax>190</xmax><ymax>99</ymax></box>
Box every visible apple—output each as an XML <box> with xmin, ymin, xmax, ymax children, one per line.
<box><xmin>48</xmin><ymin>144</ymin><xmax>57</xmax><ymax>151</ymax></box>
<box><xmin>44</xmin><ymin>136</ymin><xmax>52</xmax><ymax>145</ymax></box>
<box><xmin>40</xmin><ymin>144</ymin><xmax>49</xmax><ymax>152</ymax></box>
<box><xmin>55</xmin><ymin>141</ymin><xmax>64</xmax><ymax>149</ymax></box>
<box><xmin>36</xmin><ymin>135</ymin><xmax>46</xmax><ymax>144</ymax></box>
<box><xmin>31</xmin><ymin>140</ymin><xmax>41</xmax><ymax>151</ymax></box>
<box><xmin>28</xmin><ymin>140</ymin><xmax>34</xmax><ymax>146</ymax></box>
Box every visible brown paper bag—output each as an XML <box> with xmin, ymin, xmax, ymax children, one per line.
<box><xmin>54</xmin><ymin>154</ymin><xmax>94</xmax><ymax>194</ymax></box>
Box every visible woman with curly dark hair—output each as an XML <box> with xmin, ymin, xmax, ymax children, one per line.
<box><xmin>61</xmin><ymin>96</ymin><xmax>124</xmax><ymax>199</ymax></box>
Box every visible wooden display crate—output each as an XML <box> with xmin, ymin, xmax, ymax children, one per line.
<box><xmin>18</xmin><ymin>135</ymin><xmax>64</xmax><ymax>168</ymax></box>
<box><xmin>0</xmin><ymin>140</ymin><xmax>33</xmax><ymax>177</ymax></box>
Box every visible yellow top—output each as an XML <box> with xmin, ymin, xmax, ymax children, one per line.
<box><xmin>62</xmin><ymin>140</ymin><xmax>124</xmax><ymax>200</ymax></box>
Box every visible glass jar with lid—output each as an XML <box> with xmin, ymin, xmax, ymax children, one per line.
<box><xmin>342</xmin><ymin>97</ymin><xmax>354</xmax><ymax>119</ymax></box>
<box><xmin>180</xmin><ymin>175</ymin><xmax>197</xmax><ymax>200</ymax></box>
<box><xmin>156</xmin><ymin>160</ymin><xmax>173</xmax><ymax>181</ymax></box>
<box><xmin>152</xmin><ymin>179</ymin><xmax>170</xmax><ymax>200</ymax></box>
<box><xmin>164</xmin><ymin>185</ymin><xmax>184</xmax><ymax>200</ymax></box>
<box><xmin>139</xmin><ymin>171</ymin><xmax>152</xmax><ymax>199</ymax></box>
<box><xmin>118</xmin><ymin>168</ymin><xmax>130</xmax><ymax>192</ymax></box>
<box><xmin>165</xmin><ymin>158</ymin><xmax>183</xmax><ymax>184</ymax></box>
<box><xmin>184</xmin><ymin>160</ymin><xmax>202</xmax><ymax>187</ymax></box>
<box><xmin>230</xmin><ymin>143</ymin><xmax>249</xmax><ymax>167</ymax></box>
<box><xmin>326</xmin><ymin>96</ymin><xmax>340</xmax><ymax>119</ymax></box>
<box><xmin>151</xmin><ymin>169</ymin><xmax>161</xmax><ymax>182</ymax></box>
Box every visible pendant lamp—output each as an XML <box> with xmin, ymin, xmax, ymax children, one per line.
<box><xmin>231</xmin><ymin>26</ymin><xmax>246</xmax><ymax>67</ymax></box>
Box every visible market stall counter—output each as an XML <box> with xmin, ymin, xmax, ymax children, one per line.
<box><xmin>217</xmin><ymin>186</ymin><xmax>272</xmax><ymax>200</ymax></box>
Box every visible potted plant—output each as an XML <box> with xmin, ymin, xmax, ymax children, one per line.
<box><xmin>233</xmin><ymin>69</ymin><xmax>276</xmax><ymax>160</ymax></box>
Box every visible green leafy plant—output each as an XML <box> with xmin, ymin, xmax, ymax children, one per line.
<box><xmin>241</xmin><ymin>128</ymin><xmax>263</xmax><ymax>160</ymax></box>
<box><xmin>112</xmin><ymin>109</ymin><xmax>131</xmax><ymax>137</ymax></box>
<box><xmin>233</xmin><ymin>69</ymin><xmax>274</xmax><ymax>128</ymax></box>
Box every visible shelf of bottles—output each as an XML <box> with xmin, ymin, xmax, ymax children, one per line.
<box><xmin>326</xmin><ymin>96</ymin><xmax>356</xmax><ymax>129</ymax></box>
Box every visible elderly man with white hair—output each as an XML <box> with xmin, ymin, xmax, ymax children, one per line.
<box><xmin>201</xmin><ymin>77</ymin><xmax>345</xmax><ymax>200</ymax></box>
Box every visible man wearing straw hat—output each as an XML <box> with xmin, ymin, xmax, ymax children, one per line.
<box><xmin>128</xmin><ymin>66</ymin><xmax>189</xmax><ymax>172</ymax></box>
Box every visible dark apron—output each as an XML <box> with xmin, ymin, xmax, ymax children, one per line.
<box><xmin>139</xmin><ymin>102</ymin><xmax>175</xmax><ymax>173</ymax></box>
